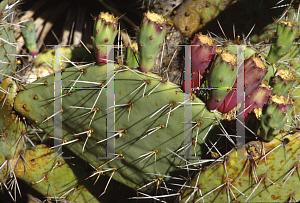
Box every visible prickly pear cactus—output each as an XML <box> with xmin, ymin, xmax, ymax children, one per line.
<box><xmin>180</xmin><ymin>132</ymin><xmax>300</xmax><ymax>202</ymax></box>
<box><xmin>2</xmin><ymin>0</ymin><xmax>300</xmax><ymax>202</ymax></box>
<box><xmin>15</xmin><ymin>145</ymin><xmax>101</xmax><ymax>203</ymax></box>
<box><xmin>13</xmin><ymin>63</ymin><xmax>224</xmax><ymax>193</ymax></box>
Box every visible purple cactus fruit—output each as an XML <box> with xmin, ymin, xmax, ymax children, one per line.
<box><xmin>191</xmin><ymin>33</ymin><xmax>216</xmax><ymax>88</ymax></box>
<box><xmin>244</xmin><ymin>83</ymin><xmax>273</xmax><ymax>118</ymax></box>
<box><xmin>218</xmin><ymin>55</ymin><xmax>267</xmax><ymax>113</ymax></box>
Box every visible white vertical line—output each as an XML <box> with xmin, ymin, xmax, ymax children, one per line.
<box><xmin>105</xmin><ymin>45</ymin><xmax>115</xmax><ymax>159</ymax></box>
<box><xmin>54</xmin><ymin>46</ymin><xmax>64</xmax><ymax>157</ymax></box>
<box><xmin>183</xmin><ymin>45</ymin><xmax>193</xmax><ymax>159</ymax></box>
<box><xmin>236</xmin><ymin>45</ymin><xmax>245</xmax><ymax>158</ymax></box>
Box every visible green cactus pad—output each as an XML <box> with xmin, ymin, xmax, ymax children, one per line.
<box><xmin>173</xmin><ymin>0</ymin><xmax>232</xmax><ymax>38</ymax></box>
<box><xmin>21</xmin><ymin>19</ymin><xmax>38</xmax><ymax>57</ymax></box>
<box><xmin>13</xmin><ymin>63</ymin><xmax>226</xmax><ymax>194</ymax></box>
<box><xmin>0</xmin><ymin>21</ymin><xmax>17</xmax><ymax>81</ymax></box>
<box><xmin>15</xmin><ymin>144</ymin><xmax>101</xmax><ymax>202</ymax></box>
<box><xmin>180</xmin><ymin>132</ymin><xmax>300</xmax><ymax>202</ymax></box>
<box><xmin>0</xmin><ymin>80</ymin><xmax>25</xmax><ymax>183</ymax></box>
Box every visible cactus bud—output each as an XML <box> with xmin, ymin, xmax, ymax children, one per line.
<box><xmin>137</xmin><ymin>12</ymin><xmax>166</xmax><ymax>72</ymax></box>
<box><xmin>92</xmin><ymin>12</ymin><xmax>118</xmax><ymax>65</ymax></box>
